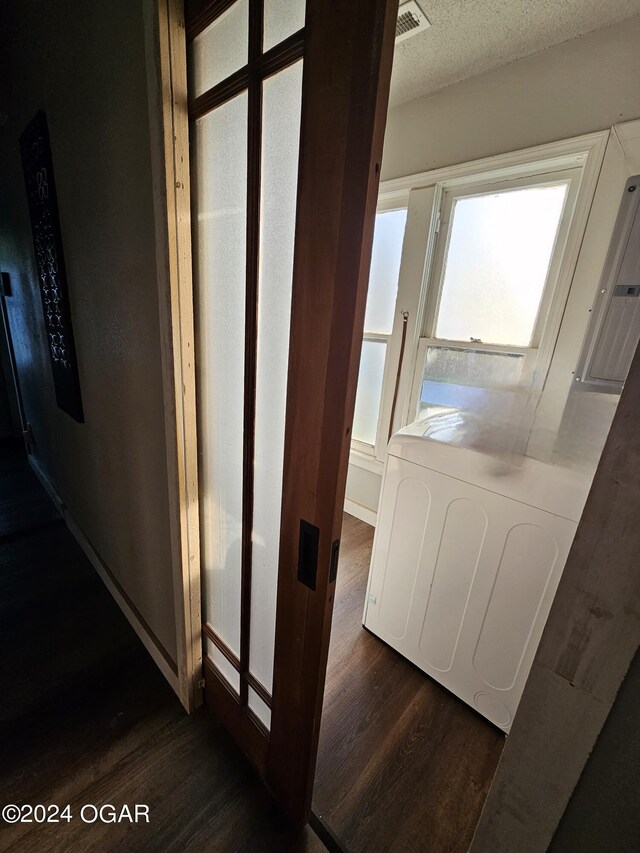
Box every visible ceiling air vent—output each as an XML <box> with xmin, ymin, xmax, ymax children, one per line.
<box><xmin>396</xmin><ymin>1</ymin><xmax>430</xmax><ymax>43</ymax></box>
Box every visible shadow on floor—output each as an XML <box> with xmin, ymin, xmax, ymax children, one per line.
<box><xmin>0</xmin><ymin>440</ymin><xmax>323</xmax><ymax>853</ymax></box>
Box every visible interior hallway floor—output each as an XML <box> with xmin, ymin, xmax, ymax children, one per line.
<box><xmin>314</xmin><ymin>514</ymin><xmax>505</xmax><ymax>853</ymax></box>
<box><xmin>0</xmin><ymin>439</ymin><xmax>324</xmax><ymax>853</ymax></box>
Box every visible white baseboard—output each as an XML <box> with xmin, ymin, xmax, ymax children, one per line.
<box><xmin>28</xmin><ymin>454</ymin><xmax>180</xmax><ymax>695</ymax></box>
<box><xmin>344</xmin><ymin>498</ymin><xmax>377</xmax><ymax>527</ymax></box>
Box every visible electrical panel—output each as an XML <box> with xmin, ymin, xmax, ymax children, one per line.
<box><xmin>576</xmin><ymin>177</ymin><xmax>640</xmax><ymax>393</ymax></box>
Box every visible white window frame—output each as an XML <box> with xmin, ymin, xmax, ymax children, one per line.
<box><xmin>349</xmin><ymin>132</ymin><xmax>608</xmax><ymax>475</ymax></box>
<box><xmin>350</xmin><ymin>193</ymin><xmax>411</xmax><ymax>466</ymax></box>
<box><xmin>349</xmin><ymin>331</ymin><xmax>392</xmax><ymax>456</ymax></box>
<box><xmin>414</xmin><ymin>167</ymin><xmax>582</xmax><ymax>412</ymax></box>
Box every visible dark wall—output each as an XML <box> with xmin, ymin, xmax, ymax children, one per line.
<box><xmin>0</xmin><ymin>0</ymin><xmax>177</xmax><ymax>661</ymax></box>
<box><xmin>0</xmin><ymin>325</ymin><xmax>18</xmax><ymax>438</ymax></box>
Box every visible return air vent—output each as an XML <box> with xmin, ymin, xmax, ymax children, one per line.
<box><xmin>396</xmin><ymin>1</ymin><xmax>431</xmax><ymax>43</ymax></box>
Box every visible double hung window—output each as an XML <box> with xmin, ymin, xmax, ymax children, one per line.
<box><xmin>351</xmin><ymin>158</ymin><xmax>585</xmax><ymax>464</ymax></box>
<box><xmin>415</xmin><ymin>170</ymin><xmax>579</xmax><ymax>418</ymax></box>
<box><xmin>352</xmin><ymin>206</ymin><xmax>407</xmax><ymax>451</ymax></box>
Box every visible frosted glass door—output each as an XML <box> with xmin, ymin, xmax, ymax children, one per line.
<box><xmin>194</xmin><ymin>93</ymin><xmax>248</xmax><ymax>694</ymax></box>
<box><xmin>190</xmin><ymin>0</ymin><xmax>303</xmax><ymax>732</ymax></box>
<box><xmin>186</xmin><ymin>0</ymin><xmax>396</xmax><ymax>825</ymax></box>
<box><xmin>250</xmin><ymin>60</ymin><xmax>303</xmax><ymax>729</ymax></box>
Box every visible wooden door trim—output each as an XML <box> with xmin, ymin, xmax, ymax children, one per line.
<box><xmin>203</xmin><ymin>657</ymin><xmax>270</xmax><ymax>772</ymax></box>
<box><xmin>188</xmin><ymin>29</ymin><xmax>304</xmax><ymax>120</ymax></box>
<box><xmin>144</xmin><ymin>0</ymin><xmax>202</xmax><ymax>712</ymax></box>
<box><xmin>202</xmin><ymin>622</ymin><xmax>273</xmax><ymax>707</ymax></box>
<box><xmin>268</xmin><ymin>0</ymin><xmax>400</xmax><ymax>825</ymax></box>
<box><xmin>238</xmin><ymin>0</ymin><xmax>263</xmax><ymax>711</ymax></box>
<box><xmin>185</xmin><ymin>0</ymin><xmax>237</xmax><ymax>41</ymax></box>
<box><xmin>202</xmin><ymin>623</ymin><xmax>242</xmax><ymax>670</ymax></box>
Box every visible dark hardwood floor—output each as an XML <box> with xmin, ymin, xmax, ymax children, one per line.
<box><xmin>0</xmin><ymin>438</ymin><xmax>61</xmax><ymax>539</ymax></box>
<box><xmin>0</xmin><ymin>438</ymin><xmax>502</xmax><ymax>852</ymax></box>
<box><xmin>313</xmin><ymin>513</ymin><xmax>504</xmax><ymax>853</ymax></box>
<box><xmin>0</xmin><ymin>439</ymin><xmax>324</xmax><ymax>853</ymax></box>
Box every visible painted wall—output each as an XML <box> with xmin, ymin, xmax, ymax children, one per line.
<box><xmin>550</xmin><ymin>649</ymin><xmax>640</xmax><ymax>852</ymax></box>
<box><xmin>345</xmin><ymin>463</ymin><xmax>381</xmax><ymax>522</ymax></box>
<box><xmin>383</xmin><ymin>15</ymin><xmax>640</xmax><ymax>182</ymax></box>
<box><xmin>345</xmin><ymin>15</ymin><xmax>640</xmax><ymax>522</ymax></box>
<box><xmin>0</xmin><ymin>0</ymin><xmax>177</xmax><ymax>663</ymax></box>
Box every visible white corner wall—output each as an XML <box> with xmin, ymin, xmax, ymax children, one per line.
<box><xmin>0</xmin><ymin>0</ymin><xmax>178</xmax><ymax>674</ymax></box>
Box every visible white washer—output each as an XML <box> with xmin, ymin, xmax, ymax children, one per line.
<box><xmin>363</xmin><ymin>409</ymin><xmax>591</xmax><ymax>732</ymax></box>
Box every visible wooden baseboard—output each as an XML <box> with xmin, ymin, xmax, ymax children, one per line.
<box><xmin>343</xmin><ymin>498</ymin><xmax>377</xmax><ymax>527</ymax></box>
<box><xmin>28</xmin><ymin>454</ymin><xmax>180</xmax><ymax>696</ymax></box>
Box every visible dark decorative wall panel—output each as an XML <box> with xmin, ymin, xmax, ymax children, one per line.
<box><xmin>20</xmin><ymin>111</ymin><xmax>84</xmax><ymax>422</ymax></box>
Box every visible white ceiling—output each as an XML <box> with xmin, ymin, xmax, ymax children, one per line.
<box><xmin>390</xmin><ymin>0</ymin><xmax>640</xmax><ymax>106</ymax></box>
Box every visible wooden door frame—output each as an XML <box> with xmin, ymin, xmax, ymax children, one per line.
<box><xmin>144</xmin><ymin>0</ymin><xmax>202</xmax><ymax>713</ymax></box>
<box><xmin>146</xmin><ymin>0</ymin><xmax>640</xmax><ymax>843</ymax></box>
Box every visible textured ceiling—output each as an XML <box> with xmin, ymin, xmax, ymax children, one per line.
<box><xmin>390</xmin><ymin>0</ymin><xmax>640</xmax><ymax>106</ymax></box>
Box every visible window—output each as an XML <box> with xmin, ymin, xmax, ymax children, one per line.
<box><xmin>434</xmin><ymin>184</ymin><xmax>569</xmax><ymax>346</ymax></box>
<box><xmin>345</xmin><ymin>137</ymin><xmax>608</xmax><ymax>521</ymax></box>
<box><xmin>348</xmin><ymin>144</ymin><xmax>603</xmax><ymax>484</ymax></box>
<box><xmin>352</xmin><ymin>207</ymin><xmax>407</xmax><ymax>449</ymax></box>
<box><xmin>416</xmin><ymin>170</ymin><xmax>579</xmax><ymax>419</ymax></box>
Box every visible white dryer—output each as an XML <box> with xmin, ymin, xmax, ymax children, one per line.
<box><xmin>363</xmin><ymin>409</ymin><xmax>591</xmax><ymax>732</ymax></box>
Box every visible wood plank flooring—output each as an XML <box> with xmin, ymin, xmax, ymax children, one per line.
<box><xmin>313</xmin><ymin>513</ymin><xmax>504</xmax><ymax>853</ymax></box>
<box><xmin>0</xmin><ymin>438</ymin><xmax>502</xmax><ymax>852</ymax></box>
<box><xmin>0</xmin><ymin>440</ymin><xmax>324</xmax><ymax>853</ymax></box>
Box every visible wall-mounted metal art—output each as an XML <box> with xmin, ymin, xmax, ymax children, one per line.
<box><xmin>20</xmin><ymin>111</ymin><xmax>84</xmax><ymax>422</ymax></box>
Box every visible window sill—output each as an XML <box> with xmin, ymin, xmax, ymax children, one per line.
<box><xmin>348</xmin><ymin>447</ymin><xmax>385</xmax><ymax>475</ymax></box>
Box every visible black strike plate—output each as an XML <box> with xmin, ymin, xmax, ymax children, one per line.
<box><xmin>298</xmin><ymin>520</ymin><xmax>320</xmax><ymax>591</ymax></box>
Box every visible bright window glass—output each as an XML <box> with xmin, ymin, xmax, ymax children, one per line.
<box><xmin>263</xmin><ymin>0</ymin><xmax>306</xmax><ymax>52</ymax></box>
<box><xmin>352</xmin><ymin>208</ymin><xmax>407</xmax><ymax>448</ymax></box>
<box><xmin>188</xmin><ymin>0</ymin><xmax>249</xmax><ymax>98</ymax></box>
<box><xmin>352</xmin><ymin>340</ymin><xmax>387</xmax><ymax>445</ymax></box>
<box><xmin>435</xmin><ymin>183</ymin><xmax>568</xmax><ymax>346</ymax></box>
<box><xmin>194</xmin><ymin>92</ymin><xmax>248</xmax><ymax>673</ymax></box>
<box><xmin>418</xmin><ymin>345</ymin><xmax>526</xmax><ymax>416</ymax></box>
<box><xmin>248</xmin><ymin>687</ymin><xmax>271</xmax><ymax>730</ymax></box>
<box><xmin>364</xmin><ymin>209</ymin><xmax>407</xmax><ymax>335</ymax></box>
<box><xmin>250</xmin><ymin>60</ymin><xmax>303</xmax><ymax>699</ymax></box>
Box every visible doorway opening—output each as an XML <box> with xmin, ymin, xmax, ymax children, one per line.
<box><xmin>317</xmin><ymin>117</ymin><xmax>640</xmax><ymax>850</ymax></box>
